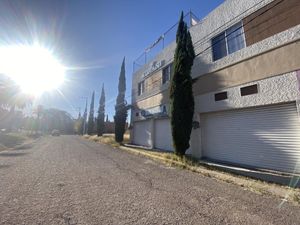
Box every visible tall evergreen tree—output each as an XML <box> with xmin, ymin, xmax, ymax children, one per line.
<box><xmin>114</xmin><ymin>57</ymin><xmax>128</xmax><ymax>143</ymax></box>
<box><xmin>82</xmin><ymin>100</ymin><xmax>88</xmax><ymax>134</ymax></box>
<box><xmin>87</xmin><ymin>91</ymin><xmax>95</xmax><ymax>135</ymax></box>
<box><xmin>97</xmin><ymin>84</ymin><xmax>105</xmax><ymax>136</ymax></box>
<box><xmin>170</xmin><ymin>12</ymin><xmax>195</xmax><ymax>156</ymax></box>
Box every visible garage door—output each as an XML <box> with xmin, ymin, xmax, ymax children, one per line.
<box><xmin>154</xmin><ymin>119</ymin><xmax>173</xmax><ymax>151</ymax></box>
<box><xmin>201</xmin><ymin>103</ymin><xmax>300</xmax><ymax>173</ymax></box>
<box><xmin>133</xmin><ymin>120</ymin><xmax>151</xmax><ymax>147</ymax></box>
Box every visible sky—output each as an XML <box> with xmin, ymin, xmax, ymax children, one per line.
<box><xmin>0</xmin><ymin>0</ymin><xmax>224</xmax><ymax>120</ymax></box>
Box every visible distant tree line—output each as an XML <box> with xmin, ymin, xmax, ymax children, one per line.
<box><xmin>78</xmin><ymin>58</ymin><xmax>129</xmax><ymax>143</ymax></box>
<box><xmin>0</xmin><ymin>74</ymin><xmax>75</xmax><ymax>134</ymax></box>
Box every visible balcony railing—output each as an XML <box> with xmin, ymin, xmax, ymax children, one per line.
<box><xmin>133</xmin><ymin>11</ymin><xmax>199</xmax><ymax>73</ymax></box>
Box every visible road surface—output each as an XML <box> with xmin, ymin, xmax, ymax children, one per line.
<box><xmin>0</xmin><ymin>135</ymin><xmax>299</xmax><ymax>225</ymax></box>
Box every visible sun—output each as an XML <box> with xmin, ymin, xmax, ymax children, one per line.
<box><xmin>0</xmin><ymin>44</ymin><xmax>65</xmax><ymax>96</ymax></box>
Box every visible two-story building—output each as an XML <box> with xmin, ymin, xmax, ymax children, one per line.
<box><xmin>131</xmin><ymin>0</ymin><xmax>300</xmax><ymax>174</ymax></box>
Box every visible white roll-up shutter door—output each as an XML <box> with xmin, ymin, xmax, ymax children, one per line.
<box><xmin>154</xmin><ymin>119</ymin><xmax>173</xmax><ymax>151</ymax></box>
<box><xmin>201</xmin><ymin>103</ymin><xmax>300</xmax><ymax>173</ymax></box>
<box><xmin>133</xmin><ymin>120</ymin><xmax>151</xmax><ymax>147</ymax></box>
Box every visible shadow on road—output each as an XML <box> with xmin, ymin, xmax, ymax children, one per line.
<box><xmin>14</xmin><ymin>143</ymin><xmax>33</xmax><ymax>150</ymax></box>
<box><xmin>0</xmin><ymin>152</ymin><xmax>28</xmax><ymax>157</ymax></box>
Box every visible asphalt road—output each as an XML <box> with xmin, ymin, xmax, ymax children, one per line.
<box><xmin>0</xmin><ymin>135</ymin><xmax>299</xmax><ymax>225</ymax></box>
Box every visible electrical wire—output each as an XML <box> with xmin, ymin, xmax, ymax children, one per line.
<box><xmin>90</xmin><ymin>0</ymin><xmax>297</xmax><ymax>116</ymax></box>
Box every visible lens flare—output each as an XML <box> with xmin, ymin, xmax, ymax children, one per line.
<box><xmin>0</xmin><ymin>44</ymin><xmax>65</xmax><ymax>96</ymax></box>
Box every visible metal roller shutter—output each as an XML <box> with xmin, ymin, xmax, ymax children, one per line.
<box><xmin>133</xmin><ymin>120</ymin><xmax>151</xmax><ymax>147</ymax></box>
<box><xmin>201</xmin><ymin>103</ymin><xmax>300</xmax><ymax>174</ymax></box>
<box><xmin>154</xmin><ymin>119</ymin><xmax>173</xmax><ymax>151</ymax></box>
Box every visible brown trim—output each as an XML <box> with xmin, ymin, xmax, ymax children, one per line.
<box><xmin>193</xmin><ymin>40</ymin><xmax>300</xmax><ymax>95</ymax></box>
<box><xmin>243</xmin><ymin>0</ymin><xmax>300</xmax><ymax>46</ymax></box>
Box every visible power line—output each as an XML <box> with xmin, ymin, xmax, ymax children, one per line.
<box><xmin>194</xmin><ymin>0</ymin><xmax>285</xmax><ymax>57</ymax></box>
<box><xmin>98</xmin><ymin>0</ymin><xmax>294</xmax><ymax>114</ymax></box>
<box><xmin>132</xmin><ymin>0</ymin><xmax>289</xmax><ymax>95</ymax></box>
<box><xmin>133</xmin><ymin>0</ymin><xmax>268</xmax><ymax>72</ymax></box>
<box><xmin>192</xmin><ymin>0</ymin><xmax>267</xmax><ymax>48</ymax></box>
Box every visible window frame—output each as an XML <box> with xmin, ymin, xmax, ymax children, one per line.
<box><xmin>226</xmin><ymin>21</ymin><xmax>246</xmax><ymax>55</ymax></box>
<box><xmin>138</xmin><ymin>80</ymin><xmax>145</xmax><ymax>96</ymax></box>
<box><xmin>211</xmin><ymin>21</ymin><xmax>246</xmax><ymax>61</ymax></box>
<box><xmin>212</xmin><ymin>31</ymin><xmax>227</xmax><ymax>61</ymax></box>
<box><xmin>162</xmin><ymin>63</ymin><xmax>173</xmax><ymax>85</ymax></box>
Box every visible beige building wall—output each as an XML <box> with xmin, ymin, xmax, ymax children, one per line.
<box><xmin>193</xmin><ymin>40</ymin><xmax>300</xmax><ymax>95</ymax></box>
<box><xmin>133</xmin><ymin>39</ymin><xmax>300</xmax><ymax>115</ymax></box>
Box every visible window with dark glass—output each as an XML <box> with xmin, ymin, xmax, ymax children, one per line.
<box><xmin>240</xmin><ymin>84</ymin><xmax>258</xmax><ymax>96</ymax></box>
<box><xmin>212</xmin><ymin>21</ymin><xmax>245</xmax><ymax>61</ymax></box>
<box><xmin>162</xmin><ymin>63</ymin><xmax>173</xmax><ymax>84</ymax></box>
<box><xmin>212</xmin><ymin>32</ymin><xmax>227</xmax><ymax>61</ymax></box>
<box><xmin>138</xmin><ymin>80</ymin><xmax>145</xmax><ymax>96</ymax></box>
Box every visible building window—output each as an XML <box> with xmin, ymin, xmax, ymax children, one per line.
<box><xmin>214</xmin><ymin>91</ymin><xmax>228</xmax><ymax>101</ymax></box>
<box><xmin>162</xmin><ymin>63</ymin><xmax>173</xmax><ymax>84</ymax></box>
<box><xmin>138</xmin><ymin>80</ymin><xmax>145</xmax><ymax>96</ymax></box>
<box><xmin>212</xmin><ymin>21</ymin><xmax>245</xmax><ymax>61</ymax></box>
<box><xmin>212</xmin><ymin>32</ymin><xmax>227</xmax><ymax>61</ymax></box>
<box><xmin>240</xmin><ymin>84</ymin><xmax>258</xmax><ymax>96</ymax></box>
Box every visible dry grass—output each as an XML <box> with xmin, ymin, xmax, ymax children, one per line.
<box><xmin>0</xmin><ymin>133</ymin><xmax>28</xmax><ymax>149</ymax></box>
<box><xmin>83</xmin><ymin>133</ymin><xmax>130</xmax><ymax>147</ymax></box>
<box><xmin>118</xmin><ymin>146</ymin><xmax>300</xmax><ymax>205</ymax></box>
<box><xmin>0</xmin><ymin>143</ymin><xmax>7</xmax><ymax>151</ymax></box>
<box><xmin>293</xmin><ymin>192</ymin><xmax>300</xmax><ymax>204</ymax></box>
<box><xmin>83</xmin><ymin>133</ymin><xmax>300</xmax><ymax>205</ymax></box>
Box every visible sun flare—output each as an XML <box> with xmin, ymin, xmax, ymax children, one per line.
<box><xmin>0</xmin><ymin>44</ymin><xmax>65</xmax><ymax>96</ymax></box>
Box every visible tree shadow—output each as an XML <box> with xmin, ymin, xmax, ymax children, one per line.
<box><xmin>14</xmin><ymin>143</ymin><xmax>33</xmax><ymax>150</ymax></box>
<box><xmin>0</xmin><ymin>152</ymin><xmax>28</xmax><ymax>157</ymax></box>
<box><xmin>131</xmin><ymin>35</ymin><xmax>300</xmax><ymax>185</ymax></box>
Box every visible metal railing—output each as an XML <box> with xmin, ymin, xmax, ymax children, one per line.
<box><xmin>133</xmin><ymin>11</ymin><xmax>199</xmax><ymax>73</ymax></box>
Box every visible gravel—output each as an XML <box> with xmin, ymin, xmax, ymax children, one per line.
<box><xmin>0</xmin><ymin>135</ymin><xmax>299</xmax><ymax>225</ymax></box>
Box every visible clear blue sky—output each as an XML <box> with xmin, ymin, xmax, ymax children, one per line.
<box><xmin>0</xmin><ymin>0</ymin><xmax>224</xmax><ymax>119</ymax></box>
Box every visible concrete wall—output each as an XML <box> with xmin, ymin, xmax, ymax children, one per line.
<box><xmin>195</xmin><ymin>71</ymin><xmax>299</xmax><ymax>114</ymax></box>
<box><xmin>189</xmin><ymin>71</ymin><xmax>300</xmax><ymax>158</ymax></box>
<box><xmin>131</xmin><ymin>0</ymin><xmax>300</xmax><ymax>158</ymax></box>
<box><xmin>132</xmin><ymin>0</ymin><xmax>300</xmax><ymax>113</ymax></box>
<box><xmin>193</xmin><ymin>39</ymin><xmax>300</xmax><ymax>95</ymax></box>
<box><xmin>132</xmin><ymin>36</ymin><xmax>300</xmax><ymax>121</ymax></box>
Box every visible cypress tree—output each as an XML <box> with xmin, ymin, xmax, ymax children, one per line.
<box><xmin>87</xmin><ymin>91</ymin><xmax>95</xmax><ymax>135</ymax></box>
<box><xmin>170</xmin><ymin>12</ymin><xmax>195</xmax><ymax>156</ymax></box>
<box><xmin>114</xmin><ymin>57</ymin><xmax>128</xmax><ymax>143</ymax></box>
<box><xmin>97</xmin><ymin>84</ymin><xmax>105</xmax><ymax>136</ymax></box>
<box><xmin>82</xmin><ymin>100</ymin><xmax>88</xmax><ymax>134</ymax></box>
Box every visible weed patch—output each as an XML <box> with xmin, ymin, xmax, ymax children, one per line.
<box><xmin>83</xmin><ymin>134</ymin><xmax>300</xmax><ymax>205</ymax></box>
<box><xmin>0</xmin><ymin>133</ymin><xmax>27</xmax><ymax>148</ymax></box>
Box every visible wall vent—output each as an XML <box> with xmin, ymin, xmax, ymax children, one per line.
<box><xmin>240</xmin><ymin>84</ymin><xmax>258</xmax><ymax>96</ymax></box>
<box><xmin>215</xmin><ymin>91</ymin><xmax>228</xmax><ymax>101</ymax></box>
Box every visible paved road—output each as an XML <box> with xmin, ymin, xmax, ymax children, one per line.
<box><xmin>0</xmin><ymin>136</ymin><xmax>299</xmax><ymax>225</ymax></box>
